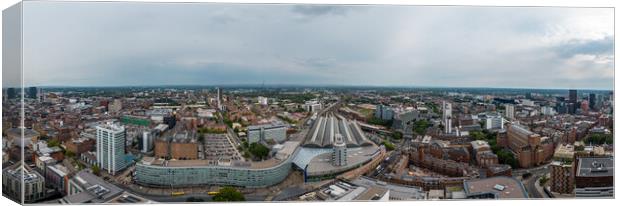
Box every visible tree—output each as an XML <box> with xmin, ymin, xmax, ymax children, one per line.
<box><xmin>382</xmin><ymin>140</ymin><xmax>395</xmax><ymax>151</ymax></box>
<box><xmin>391</xmin><ymin>131</ymin><xmax>403</xmax><ymax>140</ymax></box>
<box><xmin>47</xmin><ymin>139</ymin><xmax>61</xmax><ymax>147</ymax></box>
<box><xmin>91</xmin><ymin>165</ymin><xmax>101</xmax><ymax>175</ymax></box>
<box><xmin>539</xmin><ymin>175</ymin><xmax>549</xmax><ymax>186</ymax></box>
<box><xmin>585</xmin><ymin>133</ymin><xmax>613</xmax><ymax>145</ymax></box>
<box><xmin>413</xmin><ymin>120</ymin><xmax>430</xmax><ymax>135</ymax></box>
<box><xmin>248</xmin><ymin>143</ymin><xmax>269</xmax><ymax>160</ymax></box>
<box><xmin>65</xmin><ymin>150</ymin><xmax>76</xmax><ymax>158</ymax></box>
<box><xmin>496</xmin><ymin>149</ymin><xmax>517</xmax><ymax>168</ymax></box>
<box><xmin>212</xmin><ymin>187</ymin><xmax>245</xmax><ymax>202</ymax></box>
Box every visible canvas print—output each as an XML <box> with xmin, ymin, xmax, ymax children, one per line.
<box><xmin>1</xmin><ymin>1</ymin><xmax>614</xmax><ymax>205</ymax></box>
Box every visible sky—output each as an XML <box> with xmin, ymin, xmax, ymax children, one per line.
<box><xmin>6</xmin><ymin>2</ymin><xmax>615</xmax><ymax>89</ymax></box>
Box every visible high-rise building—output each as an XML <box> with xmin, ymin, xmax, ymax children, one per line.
<box><xmin>258</xmin><ymin>96</ymin><xmax>268</xmax><ymax>106</ymax></box>
<box><xmin>589</xmin><ymin>93</ymin><xmax>596</xmax><ymax>110</ymax></box>
<box><xmin>216</xmin><ymin>87</ymin><xmax>222</xmax><ymax>110</ymax></box>
<box><xmin>332</xmin><ymin>134</ymin><xmax>347</xmax><ymax>166</ymax></box>
<box><xmin>6</xmin><ymin>87</ymin><xmax>16</xmax><ymax>99</ymax></box>
<box><xmin>550</xmin><ymin>144</ymin><xmax>575</xmax><ymax>194</ymax></box>
<box><xmin>442</xmin><ymin>101</ymin><xmax>452</xmax><ymax>134</ymax></box>
<box><xmin>375</xmin><ymin>104</ymin><xmax>394</xmax><ymax>121</ymax></box>
<box><xmin>569</xmin><ymin>90</ymin><xmax>578</xmax><ymax>114</ymax></box>
<box><xmin>504</xmin><ymin>104</ymin><xmax>515</xmax><ymax>120</ymax></box>
<box><xmin>28</xmin><ymin>87</ymin><xmax>38</xmax><ymax>99</ymax></box>
<box><xmin>96</xmin><ymin>123</ymin><xmax>128</xmax><ymax>175</ymax></box>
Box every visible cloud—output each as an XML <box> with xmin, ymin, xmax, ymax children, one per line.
<box><xmin>291</xmin><ymin>5</ymin><xmax>350</xmax><ymax>17</ymax></box>
<box><xmin>19</xmin><ymin>2</ymin><xmax>613</xmax><ymax>90</ymax></box>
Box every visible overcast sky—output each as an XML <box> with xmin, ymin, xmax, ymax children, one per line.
<box><xmin>12</xmin><ymin>2</ymin><xmax>615</xmax><ymax>89</ymax></box>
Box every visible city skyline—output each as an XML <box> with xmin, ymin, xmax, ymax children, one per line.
<box><xmin>3</xmin><ymin>2</ymin><xmax>614</xmax><ymax>89</ymax></box>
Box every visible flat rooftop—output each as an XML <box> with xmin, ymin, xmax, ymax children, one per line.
<box><xmin>141</xmin><ymin>153</ymin><xmax>288</xmax><ymax>169</ymax></box>
<box><xmin>464</xmin><ymin>176</ymin><xmax>528</xmax><ymax>199</ymax></box>
<box><xmin>577</xmin><ymin>157</ymin><xmax>614</xmax><ymax>177</ymax></box>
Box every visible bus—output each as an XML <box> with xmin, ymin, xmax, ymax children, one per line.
<box><xmin>171</xmin><ymin>192</ymin><xmax>185</xmax><ymax>196</ymax></box>
<box><xmin>208</xmin><ymin>191</ymin><xmax>220</xmax><ymax>196</ymax></box>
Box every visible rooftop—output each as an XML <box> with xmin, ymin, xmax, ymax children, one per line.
<box><xmin>464</xmin><ymin>176</ymin><xmax>528</xmax><ymax>199</ymax></box>
<box><xmin>576</xmin><ymin>157</ymin><xmax>614</xmax><ymax>177</ymax></box>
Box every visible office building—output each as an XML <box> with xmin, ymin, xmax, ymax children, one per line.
<box><xmin>589</xmin><ymin>93</ymin><xmax>596</xmax><ymax>110</ymax></box>
<box><xmin>303</xmin><ymin>100</ymin><xmax>322</xmax><ymax>112</ymax></box>
<box><xmin>7</xmin><ymin>87</ymin><xmax>17</xmax><ymax>99</ymax></box>
<box><xmin>96</xmin><ymin>123</ymin><xmax>128</xmax><ymax>175</ymax></box>
<box><xmin>484</xmin><ymin>114</ymin><xmax>504</xmax><ymax>130</ymax></box>
<box><xmin>504</xmin><ymin>104</ymin><xmax>515</xmax><ymax>120</ymax></box>
<box><xmin>550</xmin><ymin>144</ymin><xmax>575</xmax><ymax>194</ymax></box>
<box><xmin>247</xmin><ymin>123</ymin><xmax>288</xmax><ymax>143</ymax></box>
<box><xmin>45</xmin><ymin>164</ymin><xmax>69</xmax><ymax>194</ymax></box>
<box><xmin>258</xmin><ymin>96</ymin><xmax>269</xmax><ymax>105</ymax></box>
<box><xmin>141</xmin><ymin>131</ymin><xmax>153</xmax><ymax>153</ymax></box>
<box><xmin>216</xmin><ymin>87</ymin><xmax>222</xmax><ymax>110</ymax></box>
<box><xmin>569</xmin><ymin>90</ymin><xmax>578</xmax><ymax>114</ymax></box>
<box><xmin>28</xmin><ymin>87</ymin><xmax>38</xmax><ymax>99</ymax></box>
<box><xmin>541</xmin><ymin>106</ymin><xmax>556</xmax><ymax>116</ymax></box>
<box><xmin>575</xmin><ymin>157</ymin><xmax>613</xmax><ymax>198</ymax></box>
<box><xmin>505</xmin><ymin>124</ymin><xmax>545</xmax><ymax>168</ymax></box>
<box><xmin>442</xmin><ymin>101</ymin><xmax>452</xmax><ymax>134</ymax></box>
<box><xmin>2</xmin><ymin>163</ymin><xmax>45</xmax><ymax>203</ymax></box>
<box><xmin>375</xmin><ymin>104</ymin><xmax>394</xmax><ymax>121</ymax></box>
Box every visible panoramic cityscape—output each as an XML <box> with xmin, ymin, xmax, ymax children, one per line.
<box><xmin>1</xmin><ymin>1</ymin><xmax>615</xmax><ymax>204</ymax></box>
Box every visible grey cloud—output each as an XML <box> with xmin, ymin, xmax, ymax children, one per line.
<box><xmin>291</xmin><ymin>5</ymin><xmax>350</xmax><ymax>17</ymax></box>
<box><xmin>554</xmin><ymin>36</ymin><xmax>614</xmax><ymax>58</ymax></box>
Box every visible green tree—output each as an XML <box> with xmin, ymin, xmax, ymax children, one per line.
<box><xmin>47</xmin><ymin>139</ymin><xmax>61</xmax><ymax>147</ymax></box>
<box><xmin>391</xmin><ymin>131</ymin><xmax>403</xmax><ymax>140</ymax></box>
<box><xmin>65</xmin><ymin>150</ymin><xmax>76</xmax><ymax>158</ymax></box>
<box><xmin>248</xmin><ymin>143</ymin><xmax>269</xmax><ymax>160</ymax></box>
<box><xmin>413</xmin><ymin>120</ymin><xmax>430</xmax><ymax>135</ymax></box>
<box><xmin>213</xmin><ymin>187</ymin><xmax>245</xmax><ymax>202</ymax></box>
<box><xmin>496</xmin><ymin>149</ymin><xmax>517</xmax><ymax>168</ymax></box>
<box><xmin>585</xmin><ymin>133</ymin><xmax>613</xmax><ymax>144</ymax></box>
<box><xmin>382</xmin><ymin>140</ymin><xmax>395</xmax><ymax>151</ymax></box>
<box><xmin>91</xmin><ymin>165</ymin><xmax>101</xmax><ymax>175</ymax></box>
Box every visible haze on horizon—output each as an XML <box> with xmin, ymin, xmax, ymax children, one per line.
<box><xmin>3</xmin><ymin>2</ymin><xmax>615</xmax><ymax>90</ymax></box>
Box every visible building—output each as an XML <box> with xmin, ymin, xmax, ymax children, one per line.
<box><xmin>484</xmin><ymin>114</ymin><xmax>504</xmax><ymax>130</ymax></box>
<box><xmin>486</xmin><ymin>164</ymin><xmax>512</xmax><ymax>177</ymax></box>
<box><xmin>61</xmin><ymin>170</ymin><xmax>124</xmax><ymax>204</ymax></box>
<box><xmin>140</xmin><ymin>131</ymin><xmax>153</xmax><ymax>153</ymax></box>
<box><xmin>28</xmin><ymin>86</ymin><xmax>38</xmax><ymax>99</ymax></box>
<box><xmin>332</xmin><ymin>134</ymin><xmax>347</xmax><ymax>166</ymax></box>
<box><xmin>96</xmin><ymin>123</ymin><xmax>128</xmax><ymax>175</ymax></box>
<box><xmin>170</xmin><ymin>133</ymin><xmax>198</xmax><ymax>160</ymax></box>
<box><xmin>375</xmin><ymin>104</ymin><xmax>394</xmax><ymax>121</ymax></box>
<box><xmin>65</xmin><ymin>137</ymin><xmax>96</xmax><ymax>155</ymax></box>
<box><xmin>550</xmin><ymin>161</ymin><xmax>574</xmax><ymax>194</ymax></box>
<box><xmin>568</xmin><ymin>89</ymin><xmax>578</xmax><ymax>114</ymax></box>
<box><xmin>135</xmin><ymin>155</ymin><xmax>293</xmax><ymax>188</ymax></box>
<box><xmin>505</xmin><ymin>124</ymin><xmax>545</xmax><ymax>168</ymax></box>
<box><xmin>216</xmin><ymin>87</ymin><xmax>222</xmax><ymax>110</ymax></box>
<box><xmin>463</xmin><ymin>176</ymin><xmax>528</xmax><ymax>199</ymax></box>
<box><xmin>442</xmin><ymin>101</ymin><xmax>452</xmax><ymax>134</ymax></box>
<box><xmin>589</xmin><ymin>93</ymin><xmax>596</xmax><ymax>110</ymax></box>
<box><xmin>2</xmin><ymin>163</ymin><xmax>45</xmax><ymax>203</ymax></box>
<box><xmin>45</xmin><ymin>164</ymin><xmax>69</xmax><ymax>195</ymax></box>
<box><xmin>574</xmin><ymin>157</ymin><xmax>613</xmax><ymax>198</ymax></box>
<box><xmin>247</xmin><ymin>123</ymin><xmax>287</xmax><ymax>143</ymax></box>
<box><xmin>579</xmin><ymin>100</ymin><xmax>589</xmax><ymax>113</ymax></box>
<box><xmin>108</xmin><ymin>99</ymin><xmax>122</xmax><ymax>114</ymax></box>
<box><xmin>258</xmin><ymin>96</ymin><xmax>269</xmax><ymax>105</ymax></box>
<box><xmin>504</xmin><ymin>104</ymin><xmax>515</xmax><ymax>120</ymax></box>
<box><xmin>541</xmin><ymin>106</ymin><xmax>556</xmax><ymax>116</ymax></box>
<box><xmin>303</xmin><ymin>100</ymin><xmax>322</xmax><ymax>112</ymax></box>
